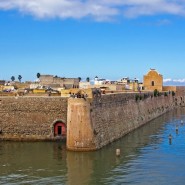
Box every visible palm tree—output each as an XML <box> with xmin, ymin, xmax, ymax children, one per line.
<box><xmin>86</xmin><ymin>77</ymin><xmax>90</xmax><ymax>82</ymax></box>
<box><xmin>18</xmin><ymin>75</ymin><xmax>22</xmax><ymax>82</ymax></box>
<box><xmin>37</xmin><ymin>73</ymin><xmax>41</xmax><ymax>79</ymax></box>
<box><xmin>78</xmin><ymin>77</ymin><xmax>81</xmax><ymax>82</ymax></box>
<box><xmin>11</xmin><ymin>76</ymin><xmax>15</xmax><ymax>81</ymax></box>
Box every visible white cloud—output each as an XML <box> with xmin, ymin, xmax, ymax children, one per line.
<box><xmin>163</xmin><ymin>78</ymin><xmax>172</xmax><ymax>82</ymax></box>
<box><xmin>164</xmin><ymin>78</ymin><xmax>185</xmax><ymax>84</ymax></box>
<box><xmin>173</xmin><ymin>79</ymin><xmax>185</xmax><ymax>83</ymax></box>
<box><xmin>0</xmin><ymin>0</ymin><xmax>185</xmax><ymax>21</ymax></box>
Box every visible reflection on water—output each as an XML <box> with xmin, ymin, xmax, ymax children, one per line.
<box><xmin>1</xmin><ymin>108</ymin><xmax>185</xmax><ymax>184</ymax></box>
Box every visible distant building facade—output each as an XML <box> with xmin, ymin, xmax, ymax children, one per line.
<box><xmin>79</xmin><ymin>82</ymin><xmax>91</xmax><ymax>89</ymax></box>
<box><xmin>94</xmin><ymin>76</ymin><xmax>106</xmax><ymax>85</ymax></box>
<box><xmin>119</xmin><ymin>77</ymin><xmax>130</xmax><ymax>85</ymax></box>
<box><xmin>0</xmin><ymin>80</ymin><xmax>5</xmax><ymax>85</ymax></box>
<box><xmin>143</xmin><ymin>69</ymin><xmax>163</xmax><ymax>91</ymax></box>
<box><xmin>39</xmin><ymin>75</ymin><xmax>79</xmax><ymax>89</ymax></box>
<box><xmin>117</xmin><ymin>77</ymin><xmax>140</xmax><ymax>91</ymax></box>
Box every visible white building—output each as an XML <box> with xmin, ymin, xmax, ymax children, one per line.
<box><xmin>94</xmin><ymin>76</ymin><xmax>106</xmax><ymax>85</ymax></box>
<box><xmin>79</xmin><ymin>82</ymin><xmax>91</xmax><ymax>89</ymax></box>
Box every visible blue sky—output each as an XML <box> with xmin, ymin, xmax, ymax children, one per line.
<box><xmin>1</xmin><ymin>0</ymin><xmax>185</xmax><ymax>84</ymax></box>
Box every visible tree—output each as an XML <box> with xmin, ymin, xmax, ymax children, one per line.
<box><xmin>86</xmin><ymin>77</ymin><xmax>90</xmax><ymax>82</ymax></box>
<box><xmin>164</xmin><ymin>92</ymin><xmax>168</xmax><ymax>96</ymax></box>
<box><xmin>11</xmin><ymin>76</ymin><xmax>15</xmax><ymax>81</ymax></box>
<box><xmin>78</xmin><ymin>77</ymin><xmax>81</xmax><ymax>82</ymax></box>
<box><xmin>18</xmin><ymin>75</ymin><xmax>22</xmax><ymax>82</ymax></box>
<box><xmin>154</xmin><ymin>89</ymin><xmax>159</xmax><ymax>97</ymax></box>
<box><xmin>37</xmin><ymin>73</ymin><xmax>41</xmax><ymax>79</ymax></box>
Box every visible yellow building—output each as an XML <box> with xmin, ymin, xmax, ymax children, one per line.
<box><xmin>143</xmin><ymin>69</ymin><xmax>163</xmax><ymax>91</ymax></box>
<box><xmin>3</xmin><ymin>86</ymin><xmax>15</xmax><ymax>91</ymax></box>
<box><xmin>33</xmin><ymin>89</ymin><xmax>46</xmax><ymax>94</ymax></box>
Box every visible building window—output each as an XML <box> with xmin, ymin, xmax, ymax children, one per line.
<box><xmin>152</xmin><ymin>81</ymin><xmax>155</xmax><ymax>86</ymax></box>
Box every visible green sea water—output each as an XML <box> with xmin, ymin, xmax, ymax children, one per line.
<box><xmin>1</xmin><ymin>108</ymin><xmax>185</xmax><ymax>185</ymax></box>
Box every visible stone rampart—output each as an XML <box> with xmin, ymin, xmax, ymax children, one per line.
<box><xmin>1</xmin><ymin>91</ymin><xmax>184</xmax><ymax>151</ymax></box>
<box><xmin>0</xmin><ymin>97</ymin><xmax>68</xmax><ymax>140</ymax></box>
<box><xmin>67</xmin><ymin>93</ymin><xmax>175</xmax><ymax>151</ymax></box>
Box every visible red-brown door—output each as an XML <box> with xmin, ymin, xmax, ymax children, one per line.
<box><xmin>54</xmin><ymin>122</ymin><xmax>66</xmax><ymax>137</ymax></box>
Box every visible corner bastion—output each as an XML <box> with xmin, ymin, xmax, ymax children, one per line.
<box><xmin>67</xmin><ymin>92</ymin><xmax>179</xmax><ymax>151</ymax></box>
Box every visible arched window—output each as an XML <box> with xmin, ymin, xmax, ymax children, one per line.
<box><xmin>151</xmin><ymin>81</ymin><xmax>155</xmax><ymax>86</ymax></box>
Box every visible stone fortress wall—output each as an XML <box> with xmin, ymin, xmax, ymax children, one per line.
<box><xmin>0</xmin><ymin>88</ymin><xmax>185</xmax><ymax>151</ymax></box>
<box><xmin>67</xmin><ymin>91</ymin><xmax>185</xmax><ymax>151</ymax></box>
<box><xmin>0</xmin><ymin>97</ymin><xmax>68</xmax><ymax>140</ymax></box>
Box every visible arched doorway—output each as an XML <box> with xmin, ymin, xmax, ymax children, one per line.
<box><xmin>53</xmin><ymin>121</ymin><xmax>66</xmax><ymax>138</ymax></box>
